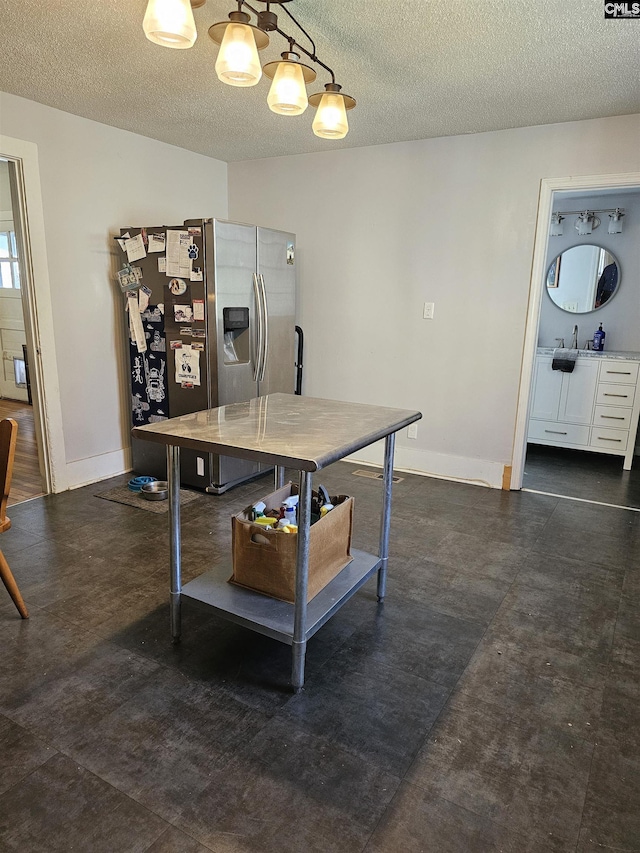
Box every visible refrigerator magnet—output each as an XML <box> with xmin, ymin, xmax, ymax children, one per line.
<box><xmin>191</xmin><ymin>342</ymin><xmax>204</xmax><ymax>351</ymax></box>
<box><xmin>179</xmin><ymin>327</ymin><xmax>192</xmax><ymax>336</ymax></box>
<box><xmin>191</xmin><ymin>329</ymin><xmax>206</xmax><ymax>338</ymax></box>
<box><xmin>188</xmin><ymin>226</ymin><xmax>201</xmax><ymax>237</ymax></box>
<box><xmin>187</xmin><ymin>244</ymin><xmax>199</xmax><ymax>260</ymax></box>
<box><xmin>181</xmin><ymin>382</ymin><xmax>194</xmax><ymax>389</ymax></box>
<box><xmin>169</xmin><ymin>278</ymin><xmax>188</xmax><ymax>296</ymax></box>
<box><xmin>158</xmin><ymin>257</ymin><xmax>166</xmax><ymax>273</ymax></box>
<box><xmin>169</xmin><ymin>340</ymin><xmax>183</xmax><ymax>350</ymax></box>
<box><xmin>173</xmin><ymin>305</ymin><xmax>193</xmax><ymax>323</ymax></box>
<box><xmin>190</xmin><ymin>267</ymin><xmax>203</xmax><ymax>282</ymax></box>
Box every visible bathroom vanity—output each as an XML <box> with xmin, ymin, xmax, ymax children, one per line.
<box><xmin>528</xmin><ymin>349</ymin><xmax>640</xmax><ymax>469</ymax></box>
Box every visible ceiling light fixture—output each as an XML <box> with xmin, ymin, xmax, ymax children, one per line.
<box><xmin>143</xmin><ymin>0</ymin><xmax>199</xmax><ymax>49</ymax></box>
<box><xmin>263</xmin><ymin>47</ymin><xmax>316</xmax><ymax>115</ymax></box>
<box><xmin>142</xmin><ymin>0</ymin><xmax>356</xmax><ymax>137</ymax></box>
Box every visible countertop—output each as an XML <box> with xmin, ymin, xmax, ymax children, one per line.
<box><xmin>537</xmin><ymin>347</ymin><xmax>640</xmax><ymax>361</ymax></box>
<box><xmin>132</xmin><ymin>393</ymin><xmax>422</xmax><ymax>472</ymax></box>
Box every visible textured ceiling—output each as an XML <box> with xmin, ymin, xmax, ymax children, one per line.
<box><xmin>0</xmin><ymin>0</ymin><xmax>638</xmax><ymax>162</ymax></box>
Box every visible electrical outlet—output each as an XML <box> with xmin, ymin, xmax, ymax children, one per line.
<box><xmin>423</xmin><ymin>302</ymin><xmax>435</xmax><ymax>319</ymax></box>
<box><xmin>408</xmin><ymin>423</ymin><xmax>418</xmax><ymax>439</ymax></box>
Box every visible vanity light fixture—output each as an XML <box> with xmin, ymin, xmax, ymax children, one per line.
<box><xmin>142</xmin><ymin>0</ymin><xmax>356</xmax><ymax>137</ymax></box>
<box><xmin>549</xmin><ymin>213</ymin><xmax>564</xmax><ymax>237</ymax></box>
<box><xmin>576</xmin><ymin>210</ymin><xmax>600</xmax><ymax>236</ymax></box>
<box><xmin>608</xmin><ymin>208</ymin><xmax>625</xmax><ymax>234</ymax></box>
<box><xmin>550</xmin><ymin>207</ymin><xmax>627</xmax><ymax>239</ymax></box>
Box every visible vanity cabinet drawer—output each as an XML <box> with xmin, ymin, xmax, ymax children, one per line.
<box><xmin>593</xmin><ymin>405</ymin><xmax>633</xmax><ymax>430</ymax></box>
<box><xmin>590</xmin><ymin>427</ymin><xmax>629</xmax><ymax>452</ymax></box>
<box><xmin>598</xmin><ymin>361</ymin><xmax>639</xmax><ymax>385</ymax></box>
<box><xmin>528</xmin><ymin>420</ymin><xmax>590</xmax><ymax>446</ymax></box>
<box><xmin>595</xmin><ymin>383</ymin><xmax>635</xmax><ymax>407</ymax></box>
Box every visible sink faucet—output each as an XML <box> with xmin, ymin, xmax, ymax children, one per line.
<box><xmin>571</xmin><ymin>325</ymin><xmax>578</xmax><ymax>349</ymax></box>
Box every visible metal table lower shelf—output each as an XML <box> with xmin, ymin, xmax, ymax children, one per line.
<box><xmin>132</xmin><ymin>393</ymin><xmax>422</xmax><ymax>691</ymax></box>
<box><xmin>181</xmin><ymin>549</ymin><xmax>381</xmax><ymax>644</ymax></box>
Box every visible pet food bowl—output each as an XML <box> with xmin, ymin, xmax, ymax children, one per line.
<box><xmin>140</xmin><ymin>480</ymin><xmax>168</xmax><ymax>501</ymax></box>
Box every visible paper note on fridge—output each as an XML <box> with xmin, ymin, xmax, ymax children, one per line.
<box><xmin>125</xmin><ymin>233</ymin><xmax>146</xmax><ymax>263</ymax></box>
<box><xmin>166</xmin><ymin>230</ymin><xmax>192</xmax><ymax>278</ymax></box>
<box><xmin>116</xmin><ymin>232</ymin><xmax>130</xmax><ymax>251</ymax></box>
<box><xmin>148</xmin><ymin>233</ymin><xmax>166</xmax><ymax>253</ymax></box>
<box><xmin>158</xmin><ymin>256</ymin><xmax>166</xmax><ymax>273</ymax></box>
<box><xmin>175</xmin><ymin>343</ymin><xmax>201</xmax><ymax>386</ymax></box>
<box><xmin>192</xmin><ymin>299</ymin><xmax>205</xmax><ymax>322</ymax></box>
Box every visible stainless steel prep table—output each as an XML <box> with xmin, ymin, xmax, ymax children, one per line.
<box><xmin>132</xmin><ymin>393</ymin><xmax>422</xmax><ymax>690</ymax></box>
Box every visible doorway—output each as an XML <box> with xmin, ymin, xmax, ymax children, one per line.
<box><xmin>512</xmin><ymin>172</ymin><xmax>640</xmax><ymax>510</ymax></box>
<box><xmin>0</xmin><ymin>158</ymin><xmax>45</xmax><ymax>502</ymax></box>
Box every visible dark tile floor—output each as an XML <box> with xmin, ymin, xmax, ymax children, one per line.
<box><xmin>524</xmin><ymin>443</ymin><xmax>640</xmax><ymax>509</ymax></box>
<box><xmin>0</xmin><ymin>461</ymin><xmax>639</xmax><ymax>852</ymax></box>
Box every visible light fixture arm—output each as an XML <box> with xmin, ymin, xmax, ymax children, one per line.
<box><xmin>241</xmin><ymin>0</ymin><xmax>337</xmax><ymax>83</ymax></box>
<box><xmin>278</xmin><ymin>3</ymin><xmax>316</xmax><ymax>57</ymax></box>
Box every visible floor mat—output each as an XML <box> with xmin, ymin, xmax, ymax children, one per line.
<box><xmin>96</xmin><ymin>484</ymin><xmax>201</xmax><ymax>513</ymax></box>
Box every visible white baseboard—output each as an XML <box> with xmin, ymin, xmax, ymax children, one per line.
<box><xmin>64</xmin><ymin>447</ymin><xmax>133</xmax><ymax>491</ymax></box>
<box><xmin>345</xmin><ymin>444</ymin><xmax>504</xmax><ymax>489</ymax></box>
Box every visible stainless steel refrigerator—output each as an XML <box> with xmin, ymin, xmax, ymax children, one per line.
<box><xmin>120</xmin><ymin>218</ymin><xmax>296</xmax><ymax>493</ymax></box>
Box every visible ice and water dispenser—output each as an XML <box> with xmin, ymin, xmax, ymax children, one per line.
<box><xmin>223</xmin><ymin>307</ymin><xmax>250</xmax><ymax>364</ymax></box>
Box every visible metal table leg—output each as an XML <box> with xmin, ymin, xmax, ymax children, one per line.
<box><xmin>167</xmin><ymin>444</ymin><xmax>182</xmax><ymax>642</ymax></box>
<box><xmin>377</xmin><ymin>432</ymin><xmax>396</xmax><ymax>601</ymax></box>
<box><xmin>291</xmin><ymin>469</ymin><xmax>312</xmax><ymax>692</ymax></box>
<box><xmin>274</xmin><ymin>465</ymin><xmax>285</xmax><ymax>490</ymax></box>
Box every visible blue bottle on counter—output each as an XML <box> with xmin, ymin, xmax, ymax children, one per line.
<box><xmin>593</xmin><ymin>324</ymin><xmax>605</xmax><ymax>352</ymax></box>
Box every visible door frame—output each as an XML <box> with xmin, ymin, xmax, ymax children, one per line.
<box><xmin>1</xmin><ymin>135</ymin><xmax>67</xmax><ymax>494</ymax></box>
<box><xmin>511</xmin><ymin>170</ymin><xmax>640</xmax><ymax>490</ymax></box>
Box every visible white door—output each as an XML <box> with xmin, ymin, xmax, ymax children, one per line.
<box><xmin>0</xmin><ymin>225</ymin><xmax>28</xmax><ymax>402</ymax></box>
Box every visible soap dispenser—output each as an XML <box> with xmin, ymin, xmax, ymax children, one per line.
<box><xmin>593</xmin><ymin>324</ymin><xmax>605</xmax><ymax>352</ymax></box>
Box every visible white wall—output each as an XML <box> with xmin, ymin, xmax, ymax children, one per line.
<box><xmin>229</xmin><ymin>114</ymin><xmax>640</xmax><ymax>487</ymax></box>
<box><xmin>0</xmin><ymin>92</ymin><xmax>228</xmax><ymax>488</ymax></box>
<box><xmin>540</xmin><ymin>192</ymin><xmax>640</xmax><ymax>350</ymax></box>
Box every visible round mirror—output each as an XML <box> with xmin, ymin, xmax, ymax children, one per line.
<box><xmin>546</xmin><ymin>244</ymin><xmax>620</xmax><ymax>314</ymax></box>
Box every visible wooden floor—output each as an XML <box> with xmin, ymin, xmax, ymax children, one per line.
<box><xmin>0</xmin><ymin>399</ymin><xmax>45</xmax><ymax>505</ymax></box>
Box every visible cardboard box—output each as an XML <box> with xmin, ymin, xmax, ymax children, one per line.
<box><xmin>230</xmin><ymin>482</ymin><xmax>354</xmax><ymax>603</ymax></box>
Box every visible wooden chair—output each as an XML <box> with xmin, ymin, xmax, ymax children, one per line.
<box><xmin>0</xmin><ymin>418</ymin><xmax>28</xmax><ymax>618</ymax></box>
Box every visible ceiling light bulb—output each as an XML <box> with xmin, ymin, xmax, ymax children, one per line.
<box><xmin>215</xmin><ymin>22</ymin><xmax>262</xmax><ymax>87</ymax></box>
<box><xmin>143</xmin><ymin>0</ymin><xmax>197</xmax><ymax>49</ymax></box>
<box><xmin>268</xmin><ymin>62</ymin><xmax>308</xmax><ymax>115</ymax></box>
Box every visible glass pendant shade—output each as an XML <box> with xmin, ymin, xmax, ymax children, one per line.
<box><xmin>312</xmin><ymin>92</ymin><xmax>349</xmax><ymax>139</ymax></box>
<box><xmin>215</xmin><ymin>22</ymin><xmax>263</xmax><ymax>87</ymax></box>
<box><xmin>267</xmin><ymin>63</ymin><xmax>308</xmax><ymax>115</ymax></box>
<box><xmin>143</xmin><ymin>0</ymin><xmax>197</xmax><ymax>49</ymax></box>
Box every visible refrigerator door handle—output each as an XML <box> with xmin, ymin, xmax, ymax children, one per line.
<box><xmin>258</xmin><ymin>274</ymin><xmax>269</xmax><ymax>382</ymax></box>
<box><xmin>252</xmin><ymin>273</ymin><xmax>263</xmax><ymax>382</ymax></box>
